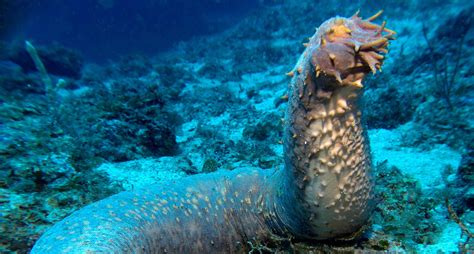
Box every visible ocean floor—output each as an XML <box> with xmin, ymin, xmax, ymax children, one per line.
<box><xmin>370</xmin><ymin>127</ymin><xmax>462</xmax><ymax>191</ymax></box>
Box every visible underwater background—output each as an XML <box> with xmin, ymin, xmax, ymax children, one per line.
<box><xmin>0</xmin><ymin>0</ymin><xmax>472</xmax><ymax>253</ymax></box>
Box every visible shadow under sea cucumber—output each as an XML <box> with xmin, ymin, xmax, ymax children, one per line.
<box><xmin>31</xmin><ymin>12</ymin><xmax>395</xmax><ymax>253</ymax></box>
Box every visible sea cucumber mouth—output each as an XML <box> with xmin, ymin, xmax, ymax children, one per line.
<box><xmin>310</xmin><ymin>10</ymin><xmax>396</xmax><ymax>90</ymax></box>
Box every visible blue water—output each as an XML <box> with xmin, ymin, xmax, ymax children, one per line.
<box><xmin>2</xmin><ymin>0</ymin><xmax>262</xmax><ymax>61</ymax></box>
<box><xmin>0</xmin><ymin>0</ymin><xmax>472</xmax><ymax>253</ymax></box>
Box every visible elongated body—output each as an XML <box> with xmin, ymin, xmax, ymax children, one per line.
<box><xmin>32</xmin><ymin>13</ymin><xmax>394</xmax><ymax>253</ymax></box>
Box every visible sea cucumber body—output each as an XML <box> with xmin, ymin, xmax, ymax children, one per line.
<box><xmin>32</xmin><ymin>168</ymin><xmax>287</xmax><ymax>253</ymax></box>
<box><xmin>32</xmin><ymin>14</ymin><xmax>394</xmax><ymax>253</ymax></box>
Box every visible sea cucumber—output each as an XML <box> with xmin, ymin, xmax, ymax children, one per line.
<box><xmin>31</xmin><ymin>12</ymin><xmax>394</xmax><ymax>253</ymax></box>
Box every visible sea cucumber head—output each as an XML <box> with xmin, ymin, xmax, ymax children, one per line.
<box><xmin>309</xmin><ymin>11</ymin><xmax>395</xmax><ymax>89</ymax></box>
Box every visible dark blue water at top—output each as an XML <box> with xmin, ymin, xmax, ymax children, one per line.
<box><xmin>1</xmin><ymin>0</ymin><xmax>263</xmax><ymax>62</ymax></box>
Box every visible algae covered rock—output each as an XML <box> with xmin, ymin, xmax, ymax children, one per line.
<box><xmin>7</xmin><ymin>43</ymin><xmax>84</xmax><ymax>79</ymax></box>
<box><xmin>458</xmin><ymin>148</ymin><xmax>474</xmax><ymax>209</ymax></box>
<box><xmin>243</xmin><ymin>112</ymin><xmax>282</xmax><ymax>141</ymax></box>
<box><xmin>363</xmin><ymin>85</ymin><xmax>416</xmax><ymax>129</ymax></box>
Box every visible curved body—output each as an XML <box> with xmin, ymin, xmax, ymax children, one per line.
<box><xmin>33</xmin><ymin>168</ymin><xmax>284</xmax><ymax>253</ymax></box>
<box><xmin>32</xmin><ymin>13</ymin><xmax>394</xmax><ymax>253</ymax></box>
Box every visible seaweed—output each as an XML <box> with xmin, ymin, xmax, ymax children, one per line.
<box><xmin>445</xmin><ymin>197</ymin><xmax>473</xmax><ymax>253</ymax></box>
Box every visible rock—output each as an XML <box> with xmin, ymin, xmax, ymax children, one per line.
<box><xmin>0</xmin><ymin>60</ymin><xmax>43</xmax><ymax>93</ymax></box>
<box><xmin>116</xmin><ymin>55</ymin><xmax>152</xmax><ymax>78</ymax></box>
<box><xmin>0</xmin><ymin>60</ymin><xmax>22</xmax><ymax>75</ymax></box>
<box><xmin>95</xmin><ymin>157</ymin><xmax>188</xmax><ymax>191</ymax></box>
<box><xmin>243</xmin><ymin>112</ymin><xmax>282</xmax><ymax>141</ymax></box>
<box><xmin>458</xmin><ymin>148</ymin><xmax>474</xmax><ymax>183</ymax></box>
<box><xmin>201</xmin><ymin>158</ymin><xmax>218</xmax><ymax>173</ymax></box>
<box><xmin>7</xmin><ymin>43</ymin><xmax>84</xmax><ymax>79</ymax></box>
<box><xmin>363</xmin><ymin>85</ymin><xmax>415</xmax><ymax>129</ymax></box>
<box><xmin>465</xmin><ymin>187</ymin><xmax>474</xmax><ymax>208</ymax></box>
<box><xmin>457</xmin><ymin>148</ymin><xmax>474</xmax><ymax>209</ymax></box>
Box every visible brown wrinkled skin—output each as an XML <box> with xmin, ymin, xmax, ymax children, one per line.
<box><xmin>281</xmin><ymin>12</ymin><xmax>394</xmax><ymax>240</ymax></box>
